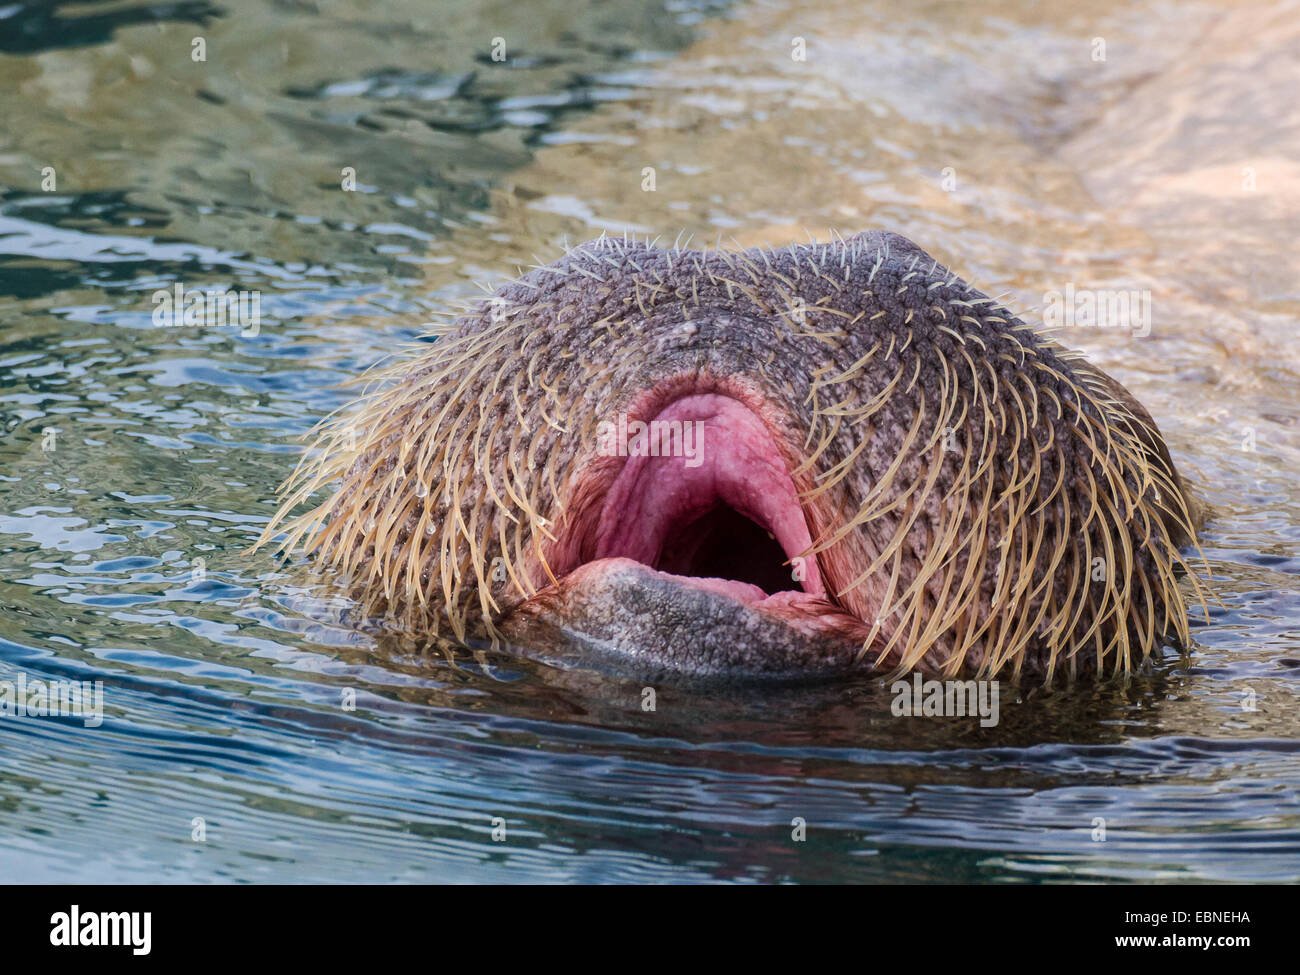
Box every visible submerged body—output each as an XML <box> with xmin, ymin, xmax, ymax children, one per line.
<box><xmin>262</xmin><ymin>231</ymin><xmax>1205</xmax><ymax>682</ymax></box>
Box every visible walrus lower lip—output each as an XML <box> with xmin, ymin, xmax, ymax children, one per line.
<box><xmin>500</xmin><ymin>389</ymin><xmax>871</xmax><ymax>676</ymax></box>
<box><xmin>501</xmin><ymin>557</ymin><xmax>869</xmax><ymax>678</ymax></box>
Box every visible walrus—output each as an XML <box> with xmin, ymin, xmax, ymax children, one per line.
<box><xmin>257</xmin><ymin>230</ymin><xmax>1207</xmax><ymax>683</ymax></box>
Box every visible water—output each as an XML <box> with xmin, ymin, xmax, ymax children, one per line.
<box><xmin>1</xmin><ymin>0</ymin><xmax>1297</xmax><ymax>883</ymax></box>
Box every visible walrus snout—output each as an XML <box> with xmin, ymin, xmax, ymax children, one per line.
<box><xmin>505</xmin><ymin>382</ymin><xmax>875</xmax><ymax>679</ymax></box>
<box><xmin>258</xmin><ymin>230</ymin><xmax>1207</xmax><ymax>683</ymax></box>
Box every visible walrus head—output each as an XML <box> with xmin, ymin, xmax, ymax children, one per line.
<box><xmin>260</xmin><ymin>231</ymin><xmax>1206</xmax><ymax>683</ymax></box>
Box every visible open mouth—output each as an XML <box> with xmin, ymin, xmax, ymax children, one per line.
<box><xmin>504</xmin><ymin>387</ymin><xmax>871</xmax><ymax>677</ymax></box>
<box><xmin>589</xmin><ymin>393</ymin><xmax>823</xmax><ymax>604</ymax></box>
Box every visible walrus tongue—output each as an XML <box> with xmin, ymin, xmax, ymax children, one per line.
<box><xmin>501</xmin><ymin>393</ymin><xmax>870</xmax><ymax>678</ymax></box>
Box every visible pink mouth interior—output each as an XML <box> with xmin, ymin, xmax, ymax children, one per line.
<box><xmin>591</xmin><ymin>394</ymin><xmax>823</xmax><ymax>604</ymax></box>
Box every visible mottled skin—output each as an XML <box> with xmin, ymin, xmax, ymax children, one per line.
<box><xmin>264</xmin><ymin>231</ymin><xmax>1204</xmax><ymax>682</ymax></box>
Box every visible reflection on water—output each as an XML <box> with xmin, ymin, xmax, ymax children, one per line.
<box><xmin>0</xmin><ymin>0</ymin><xmax>1297</xmax><ymax>882</ymax></box>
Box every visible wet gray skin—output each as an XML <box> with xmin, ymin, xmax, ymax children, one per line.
<box><xmin>264</xmin><ymin>230</ymin><xmax>1205</xmax><ymax>684</ymax></box>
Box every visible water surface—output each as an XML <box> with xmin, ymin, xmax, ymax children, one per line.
<box><xmin>0</xmin><ymin>0</ymin><xmax>1297</xmax><ymax>882</ymax></box>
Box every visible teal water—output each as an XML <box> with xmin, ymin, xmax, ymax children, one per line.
<box><xmin>0</xmin><ymin>0</ymin><xmax>1297</xmax><ymax>883</ymax></box>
